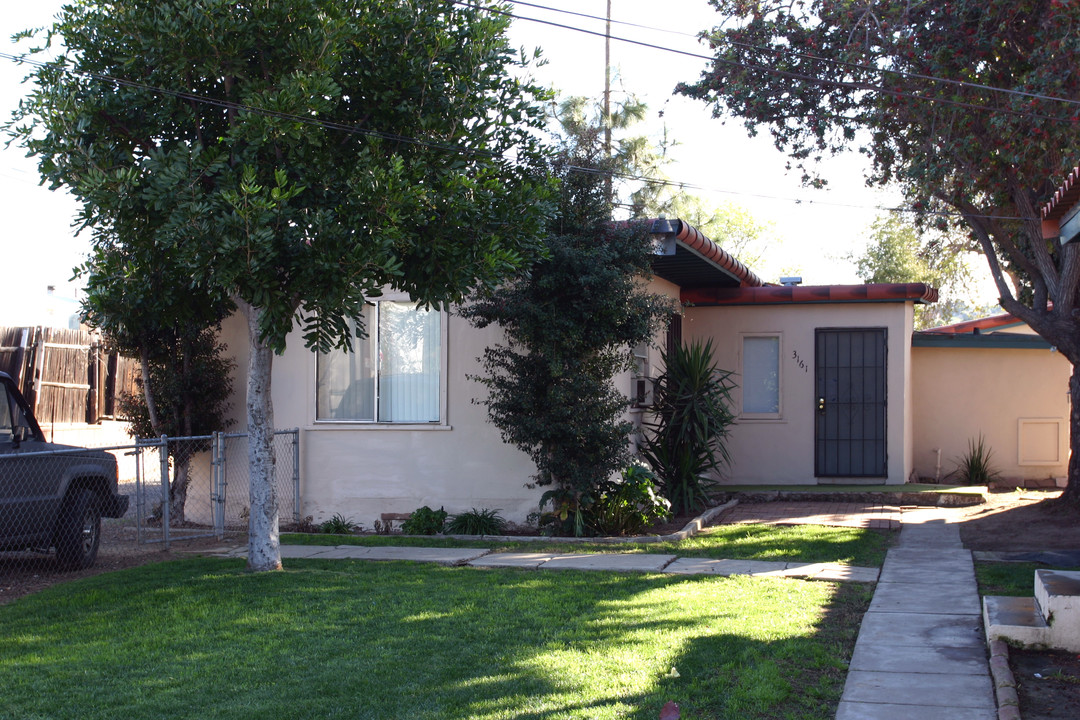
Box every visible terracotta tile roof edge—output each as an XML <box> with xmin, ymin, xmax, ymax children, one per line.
<box><xmin>1042</xmin><ymin>166</ymin><xmax>1080</xmax><ymax>222</ymax></box>
<box><xmin>681</xmin><ymin>283</ymin><xmax>938</xmax><ymax>306</ymax></box>
<box><xmin>670</xmin><ymin>219</ymin><xmax>768</xmax><ymax>287</ymax></box>
<box><xmin>918</xmin><ymin>312</ymin><xmax>1017</xmax><ymax>335</ymax></box>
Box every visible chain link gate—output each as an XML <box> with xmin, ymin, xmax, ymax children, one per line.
<box><xmin>132</xmin><ymin>429</ymin><xmax>301</xmax><ymax>549</ymax></box>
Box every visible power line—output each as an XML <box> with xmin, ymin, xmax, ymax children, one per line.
<box><xmin>0</xmin><ymin>51</ymin><xmax>1037</xmax><ymax>221</ymax></box>
<box><xmin>475</xmin><ymin>1</ymin><xmax>1076</xmax><ymax>122</ymax></box>
<box><xmin>503</xmin><ymin>0</ymin><xmax>1080</xmax><ymax>111</ymax></box>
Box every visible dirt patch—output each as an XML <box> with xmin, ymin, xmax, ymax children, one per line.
<box><xmin>1009</xmin><ymin>647</ymin><xmax>1080</xmax><ymax>719</ymax></box>
<box><xmin>0</xmin><ymin>521</ymin><xmax>243</xmax><ymax>606</ymax></box>
<box><xmin>955</xmin><ymin>489</ymin><xmax>1080</xmax><ymax>717</ymax></box>
<box><xmin>957</xmin><ymin>489</ymin><xmax>1078</xmax><ymax>552</ymax></box>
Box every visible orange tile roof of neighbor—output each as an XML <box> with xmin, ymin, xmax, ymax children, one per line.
<box><xmin>921</xmin><ymin>313</ymin><xmax>1018</xmax><ymax>335</ymax></box>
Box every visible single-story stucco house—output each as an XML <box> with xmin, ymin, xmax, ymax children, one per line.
<box><xmin>213</xmin><ymin>218</ymin><xmax>1070</xmax><ymax>526</ymax></box>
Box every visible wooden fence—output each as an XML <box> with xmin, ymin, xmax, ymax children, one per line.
<box><xmin>0</xmin><ymin>326</ymin><xmax>139</xmax><ymax>425</ymax></box>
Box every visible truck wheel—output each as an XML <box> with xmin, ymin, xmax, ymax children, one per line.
<box><xmin>56</xmin><ymin>489</ymin><xmax>101</xmax><ymax>571</ymax></box>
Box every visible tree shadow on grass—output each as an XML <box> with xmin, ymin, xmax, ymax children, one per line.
<box><xmin>0</xmin><ymin>558</ymin><xmax>874</xmax><ymax>720</ymax></box>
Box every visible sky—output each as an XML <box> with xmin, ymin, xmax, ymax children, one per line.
<box><xmin>0</xmin><ymin>1</ymin><xmax>913</xmax><ymax>327</ymax></box>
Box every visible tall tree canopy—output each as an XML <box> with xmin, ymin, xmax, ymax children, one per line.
<box><xmin>463</xmin><ymin>98</ymin><xmax>672</xmax><ymax>536</ymax></box>
<box><xmin>679</xmin><ymin>0</ymin><xmax>1080</xmax><ymax>503</ymax></box>
<box><xmin>8</xmin><ymin>0</ymin><xmax>555</xmax><ymax>568</ymax></box>
<box><xmin>854</xmin><ymin>215</ymin><xmax>991</xmax><ymax>329</ymax></box>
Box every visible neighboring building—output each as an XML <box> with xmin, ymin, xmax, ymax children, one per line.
<box><xmin>911</xmin><ymin>314</ymin><xmax>1071</xmax><ymax>487</ymax></box>
<box><xmin>214</xmin><ymin>219</ymin><xmax>1005</xmax><ymax>527</ymax></box>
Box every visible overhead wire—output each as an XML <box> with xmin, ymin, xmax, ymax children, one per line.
<box><xmin>0</xmin><ymin>30</ymin><xmax>1036</xmax><ymax>222</ymax></box>
<box><xmin>463</xmin><ymin>0</ymin><xmax>1072</xmax><ymax>123</ymax></box>
<box><xmin>502</xmin><ymin>0</ymin><xmax>1080</xmax><ymax>110</ymax></box>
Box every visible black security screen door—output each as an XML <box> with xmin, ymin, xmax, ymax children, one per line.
<box><xmin>815</xmin><ymin>328</ymin><xmax>888</xmax><ymax>478</ymax></box>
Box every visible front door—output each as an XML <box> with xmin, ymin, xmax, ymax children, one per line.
<box><xmin>815</xmin><ymin>328</ymin><xmax>887</xmax><ymax>478</ymax></box>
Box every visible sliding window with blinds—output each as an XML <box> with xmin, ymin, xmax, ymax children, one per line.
<box><xmin>316</xmin><ymin>301</ymin><xmax>441</xmax><ymax>423</ymax></box>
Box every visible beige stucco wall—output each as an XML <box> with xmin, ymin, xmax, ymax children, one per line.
<box><xmin>218</xmin><ymin>299</ymin><xmax>543</xmax><ymax>527</ymax></box>
<box><xmin>682</xmin><ymin>301</ymin><xmax>916</xmax><ymax>485</ymax></box>
<box><xmin>911</xmin><ymin>342</ymin><xmax>1071</xmax><ymax>483</ymax></box>
<box><xmin>218</xmin><ymin>277</ymin><xmax>683</xmax><ymax>528</ymax></box>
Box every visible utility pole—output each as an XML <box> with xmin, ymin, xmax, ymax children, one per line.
<box><xmin>603</xmin><ymin>0</ymin><xmax>613</xmax><ymax>206</ymax></box>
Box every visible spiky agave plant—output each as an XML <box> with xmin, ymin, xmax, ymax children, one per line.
<box><xmin>640</xmin><ymin>339</ymin><xmax>736</xmax><ymax>514</ymax></box>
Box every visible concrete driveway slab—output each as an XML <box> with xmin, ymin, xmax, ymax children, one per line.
<box><xmin>877</xmin><ymin>567</ymin><xmax>975</xmax><ymax>584</ymax></box>
<box><xmin>856</xmin><ymin>611</ymin><xmax>985</xmax><ymax>648</ymax></box>
<box><xmin>836</xmin><ymin>700</ymin><xmax>995</xmax><ymax>719</ymax></box>
<box><xmin>468</xmin><ymin>552</ymin><xmax>553</xmax><ymax>569</ymax></box>
<box><xmin>841</xmin><ymin>670</ymin><xmax>994</xmax><ymax>709</ymax></box>
<box><xmin>848</xmin><ymin>642</ymin><xmax>990</xmax><ymax>675</ymax></box>
<box><xmin>664</xmin><ymin>558</ymin><xmax>785</xmax><ymax>576</ymax></box>
<box><xmin>359</xmin><ymin>547</ymin><xmax>490</xmax><ymax>564</ymax></box>
<box><xmin>542</xmin><ymin>553</ymin><xmax>676</xmax><ymax>572</ymax></box>
<box><xmin>808</xmin><ymin>565</ymin><xmax>880</xmax><ymax>583</ymax></box>
<box><xmin>868</xmin><ymin>581</ymin><xmax>982</xmax><ymax>614</ymax></box>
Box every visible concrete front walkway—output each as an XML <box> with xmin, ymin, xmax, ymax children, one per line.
<box><xmin>836</xmin><ymin>507</ymin><xmax>996</xmax><ymax>720</ymax></box>
<box><xmin>209</xmin><ymin>543</ymin><xmax>880</xmax><ymax>582</ymax></box>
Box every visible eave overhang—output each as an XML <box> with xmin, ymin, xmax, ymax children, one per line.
<box><xmin>681</xmin><ymin>283</ymin><xmax>939</xmax><ymax>307</ymax></box>
<box><xmin>648</xmin><ymin>218</ymin><xmax>766</xmax><ymax>289</ymax></box>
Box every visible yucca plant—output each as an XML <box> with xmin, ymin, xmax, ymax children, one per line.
<box><xmin>319</xmin><ymin>513</ymin><xmax>359</xmax><ymax>535</ymax></box>
<box><xmin>954</xmin><ymin>434</ymin><xmax>1001</xmax><ymax>485</ymax></box>
<box><xmin>640</xmin><ymin>339</ymin><xmax>736</xmax><ymax>514</ymax></box>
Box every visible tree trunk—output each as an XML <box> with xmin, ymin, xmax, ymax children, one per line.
<box><xmin>239</xmin><ymin>299</ymin><xmax>281</xmax><ymax>572</ymax></box>
<box><xmin>170</xmin><ymin>450</ymin><xmax>191</xmax><ymax>526</ymax></box>
<box><xmin>139</xmin><ymin>346</ymin><xmax>162</xmax><ymax>436</ymax></box>
<box><xmin>1064</xmin><ymin>364</ymin><xmax>1080</xmax><ymax>507</ymax></box>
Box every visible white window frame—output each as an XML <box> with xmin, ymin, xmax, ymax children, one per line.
<box><xmin>739</xmin><ymin>332</ymin><xmax>783</xmax><ymax>421</ymax></box>
<box><xmin>313</xmin><ymin>293</ymin><xmax>449</xmax><ymax>428</ymax></box>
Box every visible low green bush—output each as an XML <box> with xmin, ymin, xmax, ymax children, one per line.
<box><xmin>400</xmin><ymin>506</ymin><xmax>447</xmax><ymax>535</ymax></box>
<box><xmin>589</xmin><ymin>464</ymin><xmax>671</xmax><ymax>536</ymax></box>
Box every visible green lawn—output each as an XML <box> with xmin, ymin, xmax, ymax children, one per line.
<box><xmin>975</xmin><ymin>562</ymin><xmax>1080</xmax><ymax>597</ymax></box>
<box><xmin>1</xmin><ymin>557</ymin><xmax>873</xmax><ymax>719</ymax></box>
<box><xmin>283</xmin><ymin>523</ymin><xmax>894</xmax><ymax>568</ymax></box>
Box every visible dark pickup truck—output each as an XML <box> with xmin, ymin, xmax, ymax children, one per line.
<box><xmin>0</xmin><ymin>371</ymin><xmax>128</xmax><ymax>569</ymax></box>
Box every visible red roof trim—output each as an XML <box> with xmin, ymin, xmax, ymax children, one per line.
<box><xmin>920</xmin><ymin>312</ymin><xmax>1016</xmax><ymax>335</ymax></box>
<box><xmin>682</xmin><ymin>283</ymin><xmax>939</xmax><ymax>307</ymax></box>
<box><xmin>670</xmin><ymin>220</ymin><xmax>767</xmax><ymax>288</ymax></box>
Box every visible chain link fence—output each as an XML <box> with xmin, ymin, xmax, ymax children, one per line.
<box><xmin>1</xmin><ymin>430</ymin><xmax>300</xmax><ymax>582</ymax></box>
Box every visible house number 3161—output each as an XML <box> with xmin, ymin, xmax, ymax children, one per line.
<box><xmin>792</xmin><ymin>350</ymin><xmax>809</xmax><ymax>372</ymax></box>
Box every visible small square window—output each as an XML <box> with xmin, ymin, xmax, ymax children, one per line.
<box><xmin>742</xmin><ymin>335</ymin><xmax>781</xmax><ymax>417</ymax></box>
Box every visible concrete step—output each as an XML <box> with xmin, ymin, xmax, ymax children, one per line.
<box><xmin>983</xmin><ymin>595</ymin><xmax>1050</xmax><ymax>648</ymax></box>
<box><xmin>983</xmin><ymin>569</ymin><xmax>1080</xmax><ymax>652</ymax></box>
<box><xmin>1035</xmin><ymin>569</ymin><xmax>1080</xmax><ymax>652</ymax></box>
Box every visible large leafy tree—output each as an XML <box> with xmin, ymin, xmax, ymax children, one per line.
<box><xmin>679</xmin><ymin>0</ymin><xmax>1080</xmax><ymax>504</ymax></box>
<box><xmin>8</xmin><ymin>0</ymin><xmax>554</xmax><ymax>569</ymax></box>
